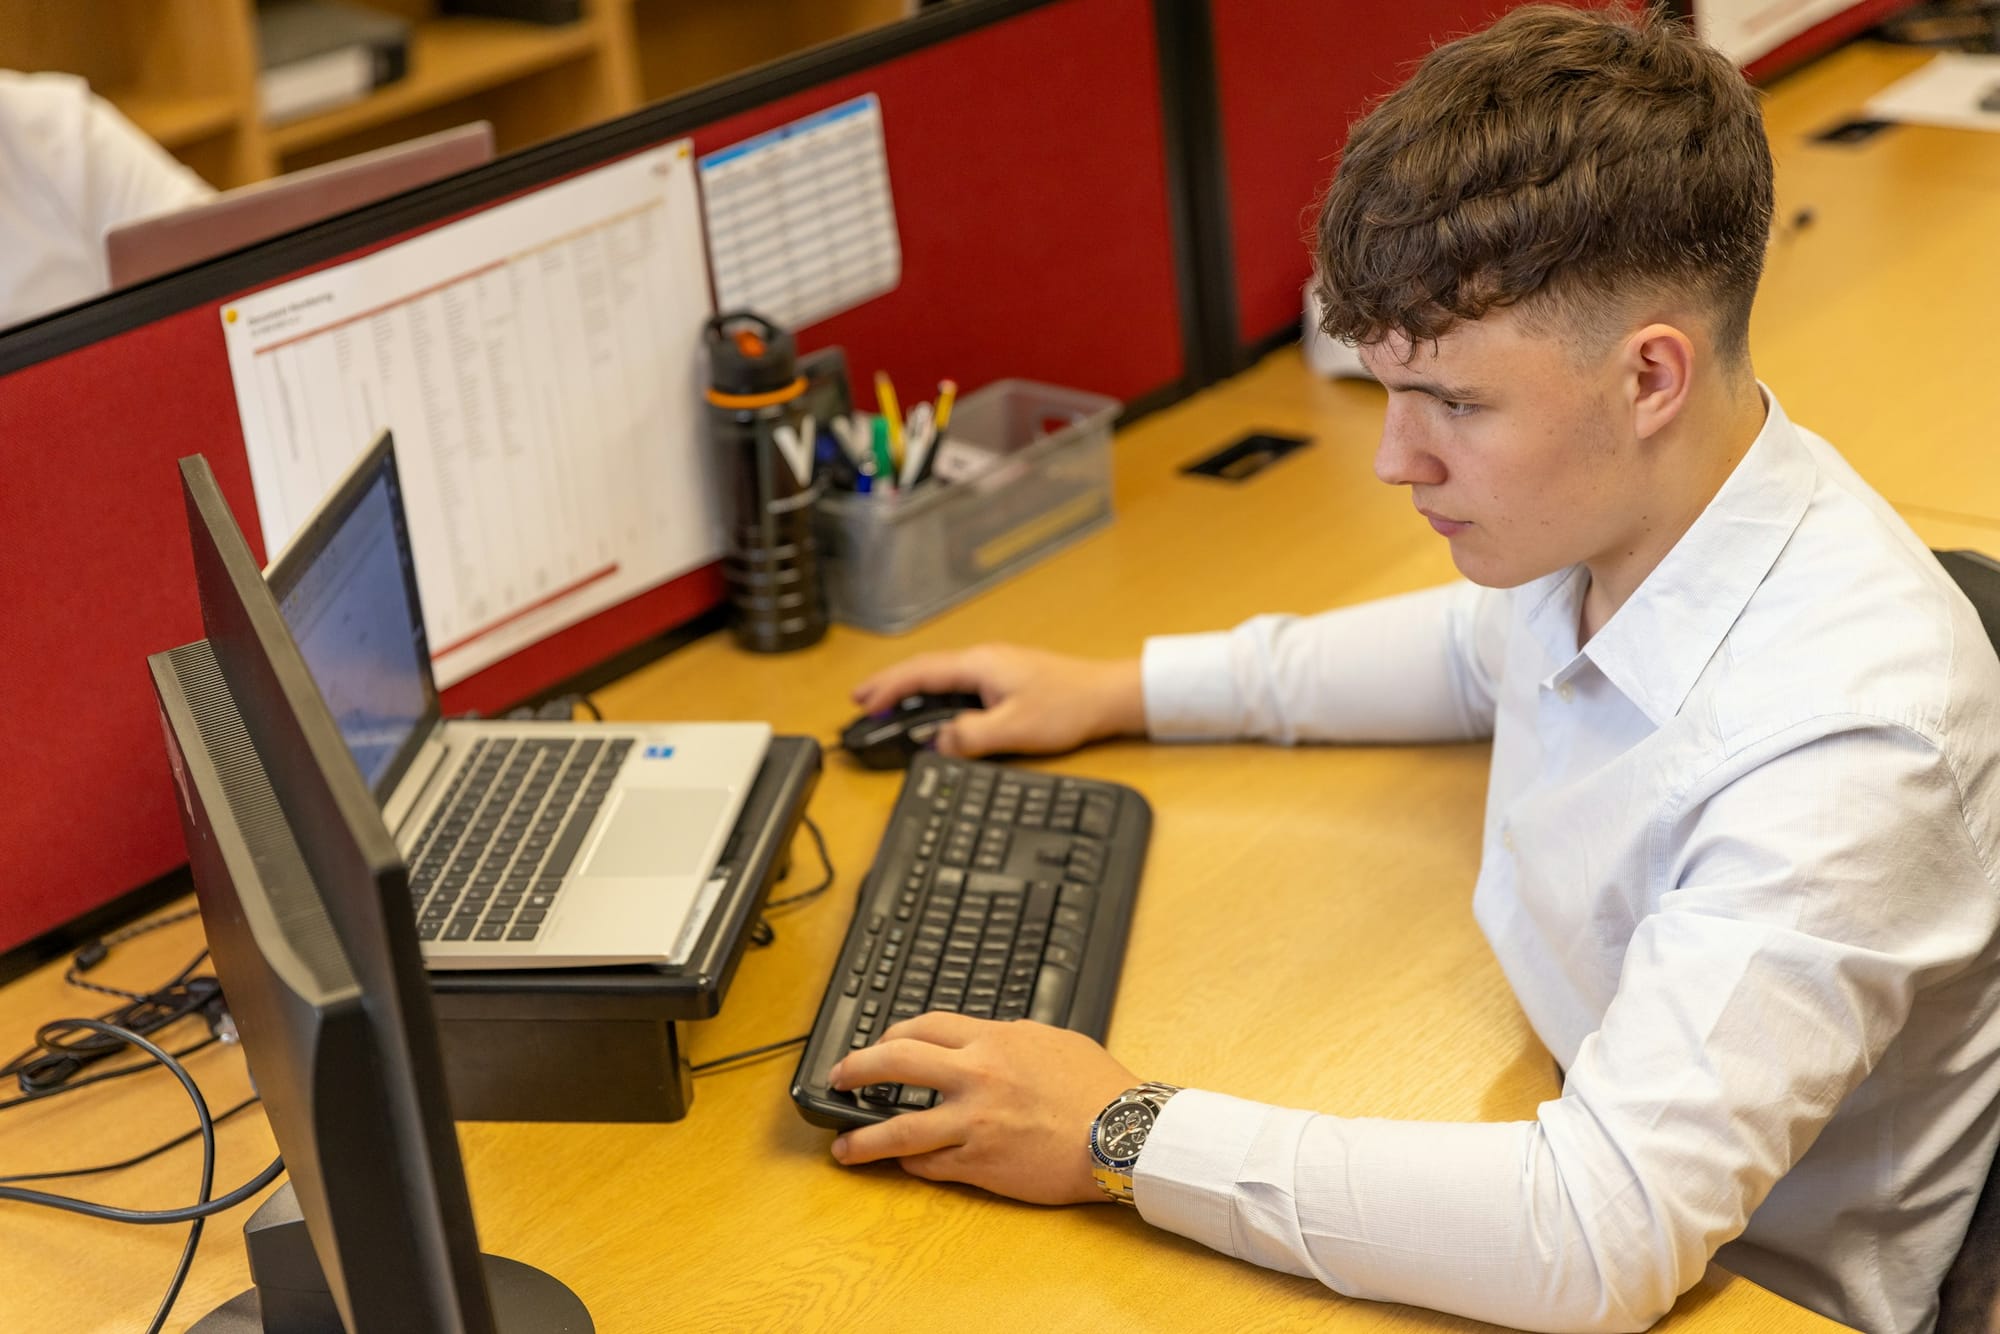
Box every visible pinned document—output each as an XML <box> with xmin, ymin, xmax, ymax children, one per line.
<box><xmin>698</xmin><ymin>95</ymin><xmax>903</xmax><ymax>332</ymax></box>
<box><xmin>220</xmin><ymin>142</ymin><xmax>720</xmax><ymax>688</ymax></box>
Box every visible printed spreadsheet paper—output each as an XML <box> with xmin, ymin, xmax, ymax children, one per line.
<box><xmin>698</xmin><ymin>94</ymin><xmax>902</xmax><ymax>331</ymax></box>
<box><xmin>220</xmin><ymin>142</ymin><xmax>722</xmax><ymax>688</ymax></box>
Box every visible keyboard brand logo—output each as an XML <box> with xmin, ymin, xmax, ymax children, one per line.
<box><xmin>643</xmin><ymin>745</ymin><xmax>675</xmax><ymax>760</ymax></box>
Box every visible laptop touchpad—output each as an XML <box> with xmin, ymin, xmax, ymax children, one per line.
<box><xmin>580</xmin><ymin>788</ymin><xmax>730</xmax><ymax>879</ymax></box>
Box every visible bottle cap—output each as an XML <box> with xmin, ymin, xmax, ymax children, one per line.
<box><xmin>705</xmin><ymin>310</ymin><xmax>800</xmax><ymax>398</ymax></box>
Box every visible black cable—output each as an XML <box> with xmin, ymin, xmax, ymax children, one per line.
<box><xmin>0</xmin><ymin>1034</ymin><xmax>220</xmax><ymax>1113</ymax></box>
<box><xmin>0</xmin><ymin>1153</ymin><xmax>285</xmax><ymax>1225</ymax></box>
<box><xmin>747</xmin><ymin>918</ymin><xmax>776</xmax><ymax>948</ymax></box>
<box><xmin>688</xmin><ymin>1033</ymin><xmax>810</xmax><ymax>1076</ymax></box>
<box><xmin>0</xmin><ymin>1094</ymin><xmax>262</xmax><ymax>1186</ymax></box>
<box><xmin>761</xmin><ymin>814</ymin><xmax>835</xmax><ymax>912</ymax></box>
<box><xmin>64</xmin><ymin>914</ymin><xmax>205</xmax><ymax>1003</ymax></box>
<box><xmin>7</xmin><ymin>931</ymin><xmax>221</xmax><ymax>1096</ymax></box>
<box><xmin>0</xmin><ymin>1019</ymin><xmax>214</xmax><ymax>1334</ymax></box>
<box><xmin>576</xmin><ymin>694</ymin><xmax>604</xmax><ymax>721</ymax></box>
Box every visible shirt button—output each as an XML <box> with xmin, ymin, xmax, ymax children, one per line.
<box><xmin>1557</xmin><ymin>682</ymin><xmax>1575</xmax><ymax>702</ymax></box>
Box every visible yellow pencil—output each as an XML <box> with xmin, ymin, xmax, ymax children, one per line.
<box><xmin>935</xmin><ymin>379</ymin><xmax>959</xmax><ymax>434</ymax></box>
<box><xmin>875</xmin><ymin>371</ymin><xmax>905</xmax><ymax>464</ymax></box>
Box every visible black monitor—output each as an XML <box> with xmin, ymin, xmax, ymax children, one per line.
<box><xmin>148</xmin><ymin>454</ymin><xmax>590</xmax><ymax>1333</ymax></box>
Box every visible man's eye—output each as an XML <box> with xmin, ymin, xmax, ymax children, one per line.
<box><xmin>1440</xmin><ymin>399</ymin><xmax>1477</xmax><ymax>418</ymax></box>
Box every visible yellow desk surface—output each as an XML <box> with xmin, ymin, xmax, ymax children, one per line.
<box><xmin>1753</xmin><ymin>43</ymin><xmax>2000</xmax><ymax>537</ymax></box>
<box><xmin>0</xmin><ymin>40</ymin><xmax>1977</xmax><ymax>1334</ymax></box>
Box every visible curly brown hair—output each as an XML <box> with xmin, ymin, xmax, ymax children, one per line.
<box><xmin>1313</xmin><ymin>3</ymin><xmax>1773</xmax><ymax>365</ymax></box>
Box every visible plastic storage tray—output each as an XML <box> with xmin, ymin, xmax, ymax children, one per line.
<box><xmin>814</xmin><ymin>379</ymin><xmax>1120</xmax><ymax>633</ymax></box>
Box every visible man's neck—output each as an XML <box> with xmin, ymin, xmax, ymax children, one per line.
<box><xmin>1578</xmin><ymin>373</ymin><xmax>1769</xmax><ymax>642</ymax></box>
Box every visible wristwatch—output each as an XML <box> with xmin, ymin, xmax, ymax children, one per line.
<box><xmin>1089</xmin><ymin>1081</ymin><xmax>1181</xmax><ymax>1204</ymax></box>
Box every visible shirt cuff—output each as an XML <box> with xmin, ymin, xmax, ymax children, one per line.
<box><xmin>1131</xmin><ymin>1087</ymin><xmax>1272</xmax><ymax>1256</ymax></box>
<box><xmin>1141</xmin><ymin>633</ymin><xmax>1243</xmax><ymax>741</ymax></box>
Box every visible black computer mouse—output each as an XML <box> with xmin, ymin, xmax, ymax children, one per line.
<box><xmin>840</xmin><ymin>692</ymin><xmax>986</xmax><ymax>770</ymax></box>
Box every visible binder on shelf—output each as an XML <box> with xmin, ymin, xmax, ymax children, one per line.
<box><xmin>257</xmin><ymin>0</ymin><xmax>412</xmax><ymax>126</ymax></box>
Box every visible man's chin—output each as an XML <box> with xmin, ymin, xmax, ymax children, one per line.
<box><xmin>1446</xmin><ymin>542</ymin><xmax>1559</xmax><ymax>591</ymax></box>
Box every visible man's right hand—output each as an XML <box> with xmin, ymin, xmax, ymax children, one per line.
<box><xmin>850</xmin><ymin>645</ymin><xmax>1145</xmax><ymax>759</ymax></box>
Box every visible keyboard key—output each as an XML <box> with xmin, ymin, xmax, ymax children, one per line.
<box><xmin>1029</xmin><ymin>964</ymin><xmax>1076</xmax><ymax>1025</ymax></box>
<box><xmin>476</xmin><ymin>923</ymin><xmax>507</xmax><ymax>942</ymax></box>
<box><xmin>507</xmin><ymin>924</ymin><xmax>540</xmax><ymax>941</ymax></box>
<box><xmin>1049</xmin><ymin>925</ymin><xmax>1087</xmax><ymax>953</ymax></box>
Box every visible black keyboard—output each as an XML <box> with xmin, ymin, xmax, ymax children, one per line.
<box><xmin>407</xmin><ymin>736</ymin><xmax>630</xmax><ymax>945</ymax></box>
<box><xmin>791</xmin><ymin>752</ymin><xmax>1152</xmax><ymax>1129</ymax></box>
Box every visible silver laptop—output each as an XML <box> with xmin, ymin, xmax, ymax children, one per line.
<box><xmin>107</xmin><ymin>123</ymin><xmax>495</xmax><ymax>288</ymax></box>
<box><xmin>263</xmin><ymin>430</ymin><xmax>770</xmax><ymax>969</ymax></box>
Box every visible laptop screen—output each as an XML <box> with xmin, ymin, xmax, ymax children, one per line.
<box><xmin>269</xmin><ymin>435</ymin><xmax>437</xmax><ymax>799</ymax></box>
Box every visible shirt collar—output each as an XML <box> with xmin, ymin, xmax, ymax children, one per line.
<box><xmin>1527</xmin><ymin>387</ymin><xmax>1818</xmax><ymax>725</ymax></box>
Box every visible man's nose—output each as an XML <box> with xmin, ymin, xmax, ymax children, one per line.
<box><xmin>1374</xmin><ymin>405</ymin><xmax>1443</xmax><ymax>487</ymax></box>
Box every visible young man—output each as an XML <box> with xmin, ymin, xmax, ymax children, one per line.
<box><xmin>826</xmin><ymin>7</ymin><xmax>2000</xmax><ymax>1332</ymax></box>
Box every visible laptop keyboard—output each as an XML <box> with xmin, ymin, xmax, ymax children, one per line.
<box><xmin>791</xmin><ymin>753</ymin><xmax>1151</xmax><ymax>1128</ymax></box>
<box><xmin>407</xmin><ymin>736</ymin><xmax>630</xmax><ymax>944</ymax></box>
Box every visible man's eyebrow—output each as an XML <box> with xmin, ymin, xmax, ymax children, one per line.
<box><xmin>1380</xmin><ymin>376</ymin><xmax>1482</xmax><ymax>401</ymax></box>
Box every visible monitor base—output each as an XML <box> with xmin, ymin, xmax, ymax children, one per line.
<box><xmin>188</xmin><ymin>1184</ymin><xmax>592</xmax><ymax>1332</ymax></box>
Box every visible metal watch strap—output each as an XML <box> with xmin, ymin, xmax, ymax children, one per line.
<box><xmin>1089</xmin><ymin>1081</ymin><xmax>1181</xmax><ymax>1205</ymax></box>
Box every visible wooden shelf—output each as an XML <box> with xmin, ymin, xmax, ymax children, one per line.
<box><xmin>3</xmin><ymin>0</ymin><xmax>914</xmax><ymax>189</ymax></box>
<box><xmin>268</xmin><ymin>16</ymin><xmax>603</xmax><ymax>156</ymax></box>
<box><xmin>112</xmin><ymin>89</ymin><xmax>245</xmax><ymax>150</ymax></box>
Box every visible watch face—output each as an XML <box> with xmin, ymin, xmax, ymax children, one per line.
<box><xmin>1099</xmin><ymin>1103</ymin><xmax>1155</xmax><ymax>1161</ymax></box>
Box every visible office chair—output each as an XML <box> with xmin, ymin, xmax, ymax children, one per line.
<box><xmin>1933</xmin><ymin>548</ymin><xmax>2000</xmax><ymax>1334</ymax></box>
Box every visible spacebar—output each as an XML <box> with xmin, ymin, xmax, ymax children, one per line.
<box><xmin>1028</xmin><ymin>963</ymin><xmax>1076</xmax><ymax>1025</ymax></box>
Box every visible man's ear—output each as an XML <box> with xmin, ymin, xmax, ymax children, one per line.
<box><xmin>1624</xmin><ymin>323</ymin><xmax>1695</xmax><ymax>441</ymax></box>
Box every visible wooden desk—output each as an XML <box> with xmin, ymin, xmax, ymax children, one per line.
<box><xmin>1754</xmin><ymin>44</ymin><xmax>2000</xmax><ymax>538</ymax></box>
<box><xmin>7</xmin><ymin>41</ymin><xmax>1983</xmax><ymax>1334</ymax></box>
<box><xmin>0</xmin><ymin>372</ymin><xmax>1841</xmax><ymax>1333</ymax></box>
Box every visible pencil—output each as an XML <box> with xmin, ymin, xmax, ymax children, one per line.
<box><xmin>875</xmin><ymin>372</ymin><xmax>905</xmax><ymax>463</ymax></box>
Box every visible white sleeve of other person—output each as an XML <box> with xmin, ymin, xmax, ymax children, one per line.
<box><xmin>0</xmin><ymin>70</ymin><xmax>214</xmax><ymax>326</ymax></box>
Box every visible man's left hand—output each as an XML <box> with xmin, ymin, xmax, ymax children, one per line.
<box><xmin>828</xmin><ymin>1013</ymin><xmax>1139</xmax><ymax>1206</ymax></box>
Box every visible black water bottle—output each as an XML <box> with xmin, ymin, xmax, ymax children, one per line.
<box><xmin>704</xmin><ymin>311</ymin><xmax>829</xmax><ymax>653</ymax></box>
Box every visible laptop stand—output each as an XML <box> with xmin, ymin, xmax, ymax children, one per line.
<box><xmin>426</xmin><ymin>736</ymin><xmax>821</xmax><ymax>1122</ymax></box>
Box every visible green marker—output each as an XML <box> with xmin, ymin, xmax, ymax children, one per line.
<box><xmin>870</xmin><ymin>413</ymin><xmax>897</xmax><ymax>495</ymax></box>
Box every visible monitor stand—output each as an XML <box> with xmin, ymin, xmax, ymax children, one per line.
<box><xmin>189</xmin><ymin>1183</ymin><xmax>592</xmax><ymax>1332</ymax></box>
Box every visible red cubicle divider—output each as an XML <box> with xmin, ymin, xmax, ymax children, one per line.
<box><xmin>0</xmin><ymin>0</ymin><xmax>1187</xmax><ymax>958</ymax></box>
<box><xmin>1207</xmin><ymin>1</ymin><xmax>1533</xmax><ymax>359</ymax></box>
